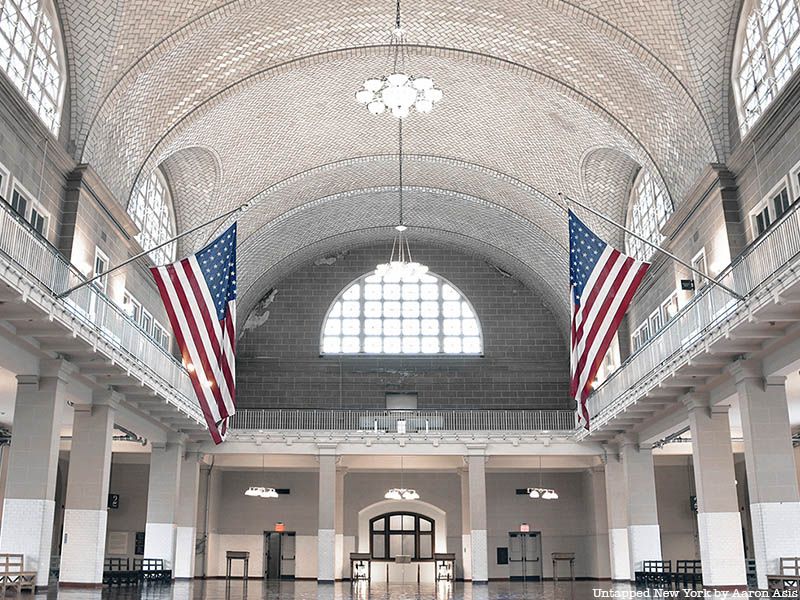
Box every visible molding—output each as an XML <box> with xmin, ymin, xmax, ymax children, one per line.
<box><xmin>66</xmin><ymin>165</ymin><xmax>140</xmax><ymax>240</ymax></box>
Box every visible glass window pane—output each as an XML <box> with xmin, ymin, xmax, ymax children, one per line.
<box><xmin>421</xmin><ymin>337</ymin><xmax>440</xmax><ymax>353</ymax></box>
<box><xmin>420</xmin><ymin>284</ymin><xmax>438</xmax><ymax>299</ymax></box>
<box><xmin>402</xmin><ymin>301</ymin><xmax>420</xmax><ymax>318</ymax></box>
<box><xmin>364</xmin><ymin>284</ymin><xmax>381</xmax><ymax>299</ymax></box>
<box><xmin>364</xmin><ymin>337</ymin><xmax>382</xmax><ymax>353</ymax></box>
<box><xmin>372</xmin><ymin>534</ymin><xmax>385</xmax><ymax>558</ymax></box>
<box><xmin>342</xmin><ymin>284</ymin><xmax>360</xmax><ymax>300</ymax></box>
<box><xmin>402</xmin><ymin>337</ymin><xmax>420</xmax><ymax>353</ymax></box>
<box><xmin>372</xmin><ymin>518</ymin><xmax>385</xmax><ymax>531</ymax></box>
<box><xmin>402</xmin><ymin>534</ymin><xmax>415</xmax><ymax>557</ymax></box>
<box><xmin>389</xmin><ymin>515</ymin><xmax>403</xmax><ymax>530</ymax></box>
<box><xmin>443</xmin><ymin>337</ymin><xmax>462</xmax><ymax>353</ymax></box>
<box><xmin>342</xmin><ymin>301</ymin><xmax>359</xmax><ymax>317</ymax></box>
<box><xmin>419</xmin><ymin>518</ymin><xmax>432</xmax><ymax>532</ymax></box>
<box><xmin>341</xmin><ymin>337</ymin><xmax>359</xmax><ymax>353</ymax></box>
<box><xmin>419</xmin><ymin>535</ymin><xmax>432</xmax><ymax>559</ymax></box>
<box><xmin>384</xmin><ymin>337</ymin><xmax>401</xmax><ymax>354</ymax></box>
<box><xmin>324</xmin><ymin>319</ymin><xmax>341</xmax><ymax>336</ymax></box>
<box><xmin>364</xmin><ymin>319</ymin><xmax>382</xmax><ymax>336</ymax></box>
<box><xmin>442</xmin><ymin>301</ymin><xmax>461</xmax><ymax>317</ymax></box>
<box><xmin>402</xmin><ymin>319</ymin><xmax>420</xmax><ymax>336</ymax></box>
<box><xmin>402</xmin><ymin>283</ymin><xmax>419</xmax><ymax>300</ymax></box>
<box><xmin>384</xmin><ymin>301</ymin><xmax>401</xmax><ymax>318</ymax></box>
<box><xmin>384</xmin><ymin>319</ymin><xmax>401</xmax><ymax>336</ymax></box>
<box><xmin>389</xmin><ymin>535</ymin><xmax>402</xmax><ymax>558</ymax></box>
<box><xmin>383</xmin><ymin>284</ymin><xmax>401</xmax><ymax>300</ymax></box>
<box><xmin>342</xmin><ymin>318</ymin><xmax>360</xmax><ymax>335</ymax></box>
<box><xmin>402</xmin><ymin>515</ymin><xmax>415</xmax><ymax>529</ymax></box>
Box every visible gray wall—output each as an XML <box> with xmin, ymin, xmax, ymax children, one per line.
<box><xmin>238</xmin><ymin>244</ymin><xmax>570</xmax><ymax>410</ymax></box>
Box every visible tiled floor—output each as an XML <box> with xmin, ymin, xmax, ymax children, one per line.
<box><xmin>42</xmin><ymin>580</ymin><xmax>639</xmax><ymax>600</ymax></box>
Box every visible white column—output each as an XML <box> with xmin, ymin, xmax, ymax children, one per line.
<box><xmin>459</xmin><ymin>468</ymin><xmax>472</xmax><ymax>581</ymax></box>
<box><xmin>317</xmin><ymin>450</ymin><xmax>336</xmax><ymax>583</ymax></box>
<box><xmin>585</xmin><ymin>466</ymin><xmax>611</xmax><ymax>579</ymax></box>
<box><xmin>621</xmin><ymin>437</ymin><xmax>662</xmax><ymax>577</ymax></box>
<box><xmin>604</xmin><ymin>450</ymin><xmax>631</xmax><ymax>581</ymax></box>
<box><xmin>0</xmin><ymin>360</ymin><xmax>73</xmax><ymax>588</ymax></box>
<box><xmin>174</xmin><ymin>451</ymin><xmax>201</xmax><ymax>579</ymax></box>
<box><xmin>144</xmin><ymin>440</ymin><xmax>183</xmax><ymax>571</ymax></box>
<box><xmin>467</xmin><ymin>453</ymin><xmax>488</xmax><ymax>583</ymax></box>
<box><xmin>59</xmin><ymin>391</ymin><xmax>118</xmax><ymax>586</ymax></box>
<box><xmin>731</xmin><ymin>361</ymin><xmax>800</xmax><ymax>589</ymax></box>
<box><xmin>684</xmin><ymin>395</ymin><xmax>747</xmax><ymax>588</ymax></box>
<box><xmin>334</xmin><ymin>467</ymin><xmax>346</xmax><ymax>581</ymax></box>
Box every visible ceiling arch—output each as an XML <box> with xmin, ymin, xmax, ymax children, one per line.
<box><xmin>234</xmin><ymin>187</ymin><xmax>573</xmax><ymax>330</ymax></box>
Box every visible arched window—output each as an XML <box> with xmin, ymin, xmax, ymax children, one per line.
<box><xmin>370</xmin><ymin>512</ymin><xmax>434</xmax><ymax>560</ymax></box>
<box><xmin>626</xmin><ymin>168</ymin><xmax>673</xmax><ymax>262</ymax></box>
<box><xmin>320</xmin><ymin>270</ymin><xmax>483</xmax><ymax>355</ymax></box>
<box><xmin>735</xmin><ymin>0</ymin><xmax>800</xmax><ymax>134</ymax></box>
<box><xmin>0</xmin><ymin>0</ymin><xmax>66</xmax><ymax>133</ymax></box>
<box><xmin>127</xmin><ymin>170</ymin><xmax>176</xmax><ymax>265</ymax></box>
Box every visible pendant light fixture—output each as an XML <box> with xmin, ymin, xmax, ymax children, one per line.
<box><xmin>375</xmin><ymin>119</ymin><xmax>428</xmax><ymax>282</ymax></box>
<box><xmin>385</xmin><ymin>455</ymin><xmax>420</xmax><ymax>500</ymax></box>
<box><xmin>244</xmin><ymin>455</ymin><xmax>279</xmax><ymax>499</ymax></box>
<box><xmin>355</xmin><ymin>0</ymin><xmax>443</xmax><ymax>119</ymax></box>
<box><xmin>528</xmin><ymin>455</ymin><xmax>558</xmax><ymax>500</ymax></box>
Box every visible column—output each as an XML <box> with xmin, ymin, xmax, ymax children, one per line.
<box><xmin>731</xmin><ymin>361</ymin><xmax>800</xmax><ymax>589</ymax></box>
<box><xmin>621</xmin><ymin>437</ymin><xmax>662</xmax><ymax>577</ymax></box>
<box><xmin>144</xmin><ymin>440</ymin><xmax>183</xmax><ymax>571</ymax></box>
<box><xmin>0</xmin><ymin>360</ymin><xmax>72</xmax><ymax>588</ymax></box>
<box><xmin>585</xmin><ymin>466</ymin><xmax>611</xmax><ymax>579</ymax></box>
<box><xmin>466</xmin><ymin>453</ymin><xmax>488</xmax><ymax>583</ymax></box>
<box><xmin>317</xmin><ymin>450</ymin><xmax>336</xmax><ymax>583</ymax></box>
<box><xmin>334</xmin><ymin>467</ymin><xmax>346</xmax><ymax>580</ymax></box>
<box><xmin>59</xmin><ymin>391</ymin><xmax>118</xmax><ymax>586</ymax></box>
<box><xmin>684</xmin><ymin>395</ymin><xmax>747</xmax><ymax>588</ymax></box>
<box><xmin>459</xmin><ymin>468</ymin><xmax>472</xmax><ymax>581</ymax></box>
<box><xmin>174</xmin><ymin>451</ymin><xmax>201</xmax><ymax>579</ymax></box>
<box><xmin>604</xmin><ymin>450</ymin><xmax>631</xmax><ymax>581</ymax></box>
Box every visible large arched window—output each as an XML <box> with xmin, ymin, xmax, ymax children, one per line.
<box><xmin>370</xmin><ymin>512</ymin><xmax>434</xmax><ymax>560</ymax></box>
<box><xmin>127</xmin><ymin>170</ymin><xmax>176</xmax><ymax>265</ymax></box>
<box><xmin>626</xmin><ymin>168</ymin><xmax>673</xmax><ymax>262</ymax></box>
<box><xmin>321</xmin><ymin>271</ymin><xmax>483</xmax><ymax>355</ymax></box>
<box><xmin>0</xmin><ymin>0</ymin><xmax>66</xmax><ymax>133</ymax></box>
<box><xmin>735</xmin><ymin>0</ymin><xmax>800</xmax><ymax>134</ymax></box>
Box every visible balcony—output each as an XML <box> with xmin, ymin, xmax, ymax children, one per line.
<box><xmin>583</xmin><ymin>201</ymin><xmax>800</xmax><ymax>438</ymax></box>
<box><xmin>229</xmin><ymin>408</ymin><xmax>577</xmax><ymax>434</ymax></box>
<box><xmin>0</xmin><ymin>198</ymin><xmax>204</xmax><ymax>431</ymax></box>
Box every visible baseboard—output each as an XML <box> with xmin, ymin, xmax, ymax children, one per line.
<box><xmin>58</xmin><ymin>582</ymin><xmax>104</xmax><ymax>589</ymax></box>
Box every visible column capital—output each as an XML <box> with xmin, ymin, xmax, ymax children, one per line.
<box><xmin>727</xmin><ymin>359</ymin><xmax>763</xmax><ymax>383</ymax></box>
<box><xmin>710</xmin><ymin>404</ymin><xmax>732</xmax><ymax>416</ymax></box>
<box><xmin>39</xmin><ymin>358</ymin><xmax>78</xmax><ymax>381</ymax></box>
<box><xmin>616</xmin><ymin>433</ymin><xmax>639</xmax><ymax>448</ymax></box>
<box><xmin>680</xmin><ymin>391</ymin><xmax>711</xmax><ymax>413</ymax></box>
<box><xmin>91</xmin><ymin>388</ymin><xmax>123</xmax><ymax>410</ymax></box>
<box><xmin>316</xmin><ymin>442</ymin><xmax>338</xmax><ymax>456</ymax></box>
<box><xmin>15</xmin><ymin>374</ymin><xmax>39</xmax><ymax>391</ymax></box>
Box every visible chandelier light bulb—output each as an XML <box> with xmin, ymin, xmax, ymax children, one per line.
<box><xmin>356</xmin><ymin>74</ymin><xmax>443</xmax><ymax>120</ymax></box>
<box><xmin>245</xmin><ymin>486</ymin><xmax>266</xmax><ymax>497</ymax></box>
<box><xmin>529</xmin><ymin>489</ymin><xmax>540</xmax><ymax>499</ymax></box>
<box><xmin>415</xmin><ymin>99</ymin><xmax>433</xmax><ymax>113</ymax></box>
<box><xmin>368</xmin><ymin>101</ymin><xmax>386</xmax><ymax>115</ymax></box>
<box><xmin>364</xmin><ymin>78</ymin><xmax>384</xmax><ymax>92</ymax></box>
<box><xmin>260</xmin><ymin>488</ymin><xmax>279</xmax><ymax>499</ymax></box>
<box><xmin>356</xmin><ymin>89</ymin><xmax>374</xmax><ymax>104</ymax></box>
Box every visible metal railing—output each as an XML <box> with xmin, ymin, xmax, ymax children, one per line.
<box><xmin>229</xmin><ymin>408</ymin><xmax>576</xmax><ymax>432</ymax></box>
<box><xmin>0</xmin><ymin>198</ymin><xmax>200</xmax><ymax>420</ymax></box>
<box><xmin>587</xmin><ymin>201</ymin><xmax>800</xmax><ymax>424</ymax></box>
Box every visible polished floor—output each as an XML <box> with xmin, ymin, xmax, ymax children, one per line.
<box><xmin>41</xmin><ymin>580</ymin><xmax>648</xmax><ymax>600</ymax></box>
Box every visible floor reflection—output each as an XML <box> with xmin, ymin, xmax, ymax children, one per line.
<box><xmin>35</xmin><ymin>579</ymin><xmax>636</xmax><ymax>600</ymax></box>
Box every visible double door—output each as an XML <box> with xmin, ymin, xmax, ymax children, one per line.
<box><xmin>508</xmin><ymin>532</ymin><xmax>543</xmax><ymax>581</ymax></box>
<box><xmin>264</xmin><ymin>532</ymin><xmax>296</xmax><ymax>579</ymax></box>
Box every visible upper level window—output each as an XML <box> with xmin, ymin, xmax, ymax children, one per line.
<box><xmin>127</xmin><ymin>169</ymin><xmax>176</xmax><ymax>266</ymax></box>
<box><xmin>626</xmin><ymin>168</ymin><xmax>673</xmax><ymax>262</ymax></box>
<box><xmin>321</xmin><ymin>271</ymin><xmax>483</xmax><ymax>355</ymax></box>
<box><xmin>0</xmin><ymin>0</ymin><xmax>66</xmax><ymax>133</ymax></box>
<box><xmin>735</xmin><ymin>0</ymin><xmax>800</xmax><ymax>134</ymax></box>
<box><xmin>370</xmin><ymin>512</ymin><xmax>434</xmax><ymax>561</ymax></box>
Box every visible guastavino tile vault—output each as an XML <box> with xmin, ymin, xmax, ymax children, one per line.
<box><xmin>0</xmin><ymin>0</ymin><xmax>798</xmax><ymax>597</ymax></box>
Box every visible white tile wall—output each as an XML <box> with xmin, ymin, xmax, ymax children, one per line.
<box><xmin>750</xmin><ymin>502</ymin><xmax>800</xmax><ymax>589</ymax></box>
<box><xmin>60</xmin><ymin>508</ymin><xmax>108</xmax><ymax>584</ymax></box>
<box><xmin>697</xmin><ymin>511</ymin><xmax>746</xmax><ymax>587</ymax></box>
<box><xmin>174</xmin><ymin>525</ymin><xmax>196</xmax><ymax>578</ymax></box>
<box><xmin>609</xmin><ymin>527</ymin><xmax>631</xmax><ymax>581</ymax></box>
<box><xmin>470</xmin><ymin>528</ymin><xmax>488</xmax><ymax>582</ymax></box>
<box><xmin>0</xmin><ymin>498</ymin><xmax>55</xmax><ymax>585</ymax></box>
<box><xmin>627</xmin><ymin>524</ymin><xmax>662</xmax><ymax>575</ymax></box>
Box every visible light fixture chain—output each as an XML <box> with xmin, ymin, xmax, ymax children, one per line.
<box><xmin>398</xmin><ymin>118</ymin><xmax>404</xmax><ymax>226</ymax></box>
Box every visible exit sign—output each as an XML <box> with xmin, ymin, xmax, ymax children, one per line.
<box><xmin>520</xmin><ymin>523</ymin><xmax>530</xmax><ymax>532</ymax></box>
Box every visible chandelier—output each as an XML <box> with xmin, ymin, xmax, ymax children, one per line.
<box><xmin>244</xmin><ymin>455</ymin><xmax>279</xmax><ymax>499</ymax></box>
<box><xmin>385</xmin><ymin>456</ymin><xmax>420</xmax><ymax>501</ymax></box>
<box><xmin>375</xmin><ymin>119</ymin><xmax>428</xmax><ymax>281</ymax></box>
<box><xmin>355</xmin><ymin>0</ymin><xmax>443</xmax><ymax>119</ymax></box>
<box><xmin>528</xmin><ymin>456</ymin><xmax>559</xmax><ymax>500</ymax></box>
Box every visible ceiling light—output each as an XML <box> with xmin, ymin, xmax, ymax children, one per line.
<box><xmin>245</xmin><ymin>486</ymin><xmax>266</xmax><ymax>497</ymax></box>
<box><xmin>245</xmin><ymin>456</ymin><xmax>278</xmax><ymax>499</ymax></box>
<box><xmin>385</xmin><ymin>456</ymin><xmax>420</xmax><ymax>500</ymax></box>
<box><xmin>355</xmin><ymin>1</ymin><xmax>443</xmax><ymax>120</ymax></box>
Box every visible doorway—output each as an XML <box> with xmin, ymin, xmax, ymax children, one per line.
<box><xmin>508</xmin><ymin>532</ymin><xmax>543</xmax><ymax>581</ymax></box>
<box><xmin>263</xmin><ymin>531</ymin><xmax>296</xmax><ymax>579</ymax></box>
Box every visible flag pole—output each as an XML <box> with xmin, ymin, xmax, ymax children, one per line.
<box><xmin>56</xmin><ymin>203</ymin><xmax>248</xmax><ymax>298</ymax></box>
<box><xmin>559</xmin><ymin>193</ymin><xmax>744</xmax><ymax>301</ymax></box>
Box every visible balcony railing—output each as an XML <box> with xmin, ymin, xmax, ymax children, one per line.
<box><xmin>0</xmin><ymin>198</ymin><xmax>201</xmax><ymax>420</ymax></box>
<box><xmin>587</xmin><ymin>201</ymin><xmax>800</xmax><ymax>425</ymax></box>
<box><xmin>229</xmin><ymin>408</ymin><xmax>576</xmax><ymax>432</ymax></box>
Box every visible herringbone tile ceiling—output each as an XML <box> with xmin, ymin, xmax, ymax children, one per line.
<box><xmin>55</xmin><ymin>0</ymin><xmax>741</xmax><ymax>320</ymax></box>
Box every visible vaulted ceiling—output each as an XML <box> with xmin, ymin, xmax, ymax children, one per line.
<box><xmin>56</xmin><ymin>0</ymin><xmax>744</xmax><ymax>327</ymax></box>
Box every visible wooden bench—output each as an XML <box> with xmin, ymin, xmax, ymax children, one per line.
<box><xmin>0</xmin><ymin>554</ymin><xmax>36</xmax><ymax>594</ymax></box>
<box><xmin>635</xmin><ymin>560</ymin><xmax>672</xmax><ymax>587</ymax></box>
<box><xmin>675</xmin><ymin>560</ymin><xmax>702</xmax><ymax>587</ymax></box>
<box><xmin>133</xmin><ymin>558</ymin><xmax>171</xmax><ymax>582</ymax></box>
<box><xmin>103</xmin><ymin>557</ymin><xmax>138</xmax><ymax>586</ymax></box>
<box><xmin>768</xmin><ymin>557</ymin><xmax>800</xmax><ymax>592</ymax></box>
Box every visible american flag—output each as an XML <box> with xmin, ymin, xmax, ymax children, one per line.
<box><xmin>569</xmin><ymin>210</ymin><xmax>649</xmax><ymax>430</ymax></box>
<box><xmin>150</xmin><ymin>224</ymin><xmax>237</xmax><ymax>444</ymax></box>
